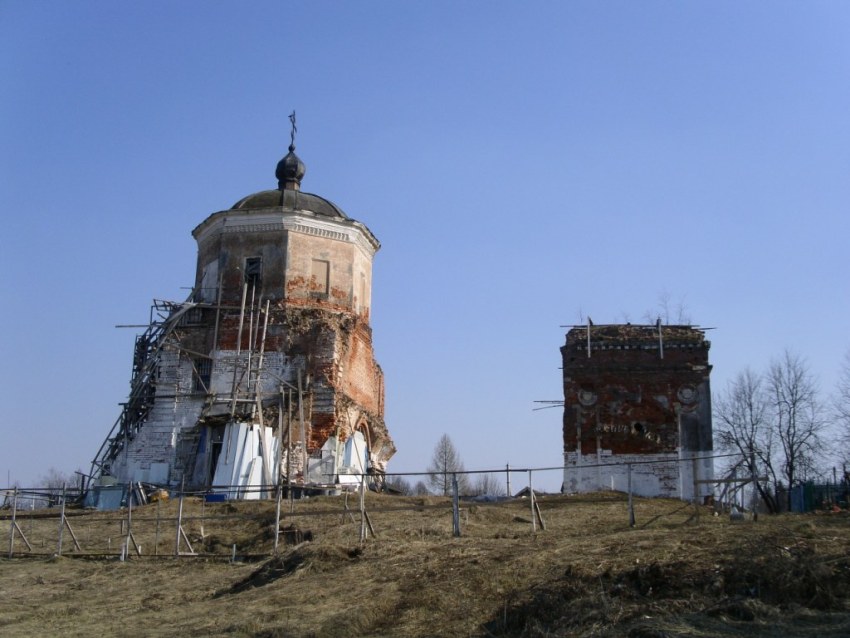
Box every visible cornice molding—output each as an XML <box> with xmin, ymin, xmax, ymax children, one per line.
<box><xmin>194</xmin><ymin>209</ymin><xmax>379</xmax><ymax>257</ymax></box>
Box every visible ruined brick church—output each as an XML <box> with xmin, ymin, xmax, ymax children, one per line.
<box><xmin>561</xmin><ymin>323</ymin><xmax>714</xmax><ymax>500</ymax></box>
<box><xmin>91</xmin><ymin>119</ymin><xmax>394</xmax><ymax>494</ymax></box>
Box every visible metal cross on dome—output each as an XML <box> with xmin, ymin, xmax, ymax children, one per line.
<box><xmin>289</xmin><ymin>111</ymin><xmax>297</xmax><ymax>148</ymax></box>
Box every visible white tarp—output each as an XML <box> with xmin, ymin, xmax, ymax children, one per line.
<box><xmin>331</xmin><ymin>430</ymin><xmax>369</xmax><ymax>486</ymax></box>
<box><xmin>304</xmin><ymin>430</ymin><xmax>369</xmax><ymax>486</ymax></box>
<box><xmin>212</xmin><ymin>422</ymin><xmax>280</xmax><ymax>499</ymax></box>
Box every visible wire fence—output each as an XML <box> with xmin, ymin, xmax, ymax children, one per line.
<box><xmin>2</xmin><ymin>452</ymin><xmax>764</xmax><ymax>561</ymax></box>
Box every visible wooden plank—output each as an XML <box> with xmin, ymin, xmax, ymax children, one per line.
<box><xmin>364</xmin><ymin>510</ymin><xmax>376</xmax><ymax>538</ymax></box>
<box><xmin>129</xmin><ymin>531</ymin><xmax>142</xmax><ymax>556</ymax></box>
<box><xmin>8</xmin><ymin>487</ymin><xmax>17</xmax><ymax>557</ymax></box>
<box><xmin>12</xmin><ymin>522</ymin><xmax>32</xmax><ymax>552</ymax></box>
<box><xmin>64</xmin><ymin>519</ymin><xmax>83</xmax><ymax>552</ymax></box>
<box><xmin>533</xmin><ymin>501</ymin><xmax>547</xmax><ymax>531</ymax></box>
<box><xmin>255</xmin><ymin>397</ymin><xmax>273</xmax><ymax>497</ymax></box>
<box><xmin>179</xmin><ymin>527</ymin><xmax>196</xmax><ymax>555</ymax></box>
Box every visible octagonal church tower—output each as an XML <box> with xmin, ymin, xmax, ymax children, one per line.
<box><xmin>93</xmin><ymin>123</ymin><xmax>394</xmax><ymax>494</ymax></box>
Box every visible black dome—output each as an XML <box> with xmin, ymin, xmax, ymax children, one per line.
<box><xmin>276</xmin><ymin>145</ymin><xmax>306</xmax><ymax>189</ymax></box>
<box><xmin>230</xmin><ymin>189</ymin><xmax>348</xmax><ymax>219</ymax></box>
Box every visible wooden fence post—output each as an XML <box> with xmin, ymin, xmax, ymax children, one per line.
<box><xmin>627</xmin><ymin>464</ymin><xmax>635</xmax><ymax>528</ymax></box>
<box><xmin>452</xmin><ymin>474</ymin><xmax>460</xmax><ymax>537</ymax></box>
<box><xmin>529</xmin><ymin>470</ymin><xmax>536</xmax><ymax>533</ymax></box>
<box><xmin>174</xmin><ymin>491</ymin><xmax>184</xmax><ymax>556</ymax></box>
<box><xmin>8</xmin><ymin>486</ymin><xmax>17</xmax><ymax>558</ymax></box>
<box><xmin>359</xmin><ymin>474</ymin><xmax>367</xmax><ymax>544</ymax></box>
<box><xmin>57</xmin><ymin>484</ymin><xmax>66</xmax><ymax>556</ymax></box>
<box><xmin>274</xmin><ymin>484</ymin><xmax>282</xmax><ymax>554</ymax></box>
<box><xmin>750</xmin><ymin>452</ymin><xmax>758</xmax><ymax>521</ymax></box>
<box><xmin>154</xmin><ymin>498</ymin><xmax>161</xmax><ymax>556</ymax></box>
<box><xmin>692</xmin><ymin>456</ymin><xmax>700</xmax><ymax>524</ymax></box>
<box><xmin>126</xmin><ymin>482</ymin><xmax>133</xmax><ymax>556</ymax></box>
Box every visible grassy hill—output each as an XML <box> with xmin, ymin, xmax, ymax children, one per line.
<box><xmin>1</xmin><ymin>492</ymin><xmax>849</xmax><ymax>637</ymax></box>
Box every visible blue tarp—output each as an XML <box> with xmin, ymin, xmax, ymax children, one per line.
<box><xmin>83</xmin><ymin>485</ymin><xmax>126</xmax><ymax>510</ymax></box>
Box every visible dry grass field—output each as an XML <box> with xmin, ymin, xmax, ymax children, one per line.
<box><xmin>1</xmin><ymin>492</ymin><xmax>849</xmax><ymax>637</ymax></box>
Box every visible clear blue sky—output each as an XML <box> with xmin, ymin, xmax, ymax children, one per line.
<box><xmin>2</xmin><ymin>2</ymin><xmax>848</xmax><ymax>490</ymax></box>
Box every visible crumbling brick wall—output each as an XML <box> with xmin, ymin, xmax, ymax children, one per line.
<box><xmin>108</xmin><ymin>299</ymin><xmax>394</xmax><ymax>488</ymax></box>
<box><xmin>561</xmin><ymin>324</ymin><xmax>713</xmax><ymax>499</ymax></box>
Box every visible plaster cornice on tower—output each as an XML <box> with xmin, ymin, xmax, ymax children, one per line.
<box><xmin>192</xmin><ymin>208</ymin><xmax>380</xmax><ymax>257</ymax></box>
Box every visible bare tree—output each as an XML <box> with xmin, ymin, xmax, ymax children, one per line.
<box><xmin>471</xmin><ymin>473</ymin><xmax>506</xmax><ymax>497</ymax></box>
<box><xmin>768</xmin><ymin>351</ymin><xmax>825</xmax><ymax>507</ymax></box>
<box><xmin>38</xmin><ymin>467</ymin><xmax>77</xmax><ymax>507</ymax></box>
<box><xmin>717</xmin><ymin>354</ymin><xmax>826</xmax><ymax>512</ymax></box>
<box><xmin>384</xmin><ymin>475</ymin><xmax>412</xmax><ymax>495</ymax></box>
<box><xmin>642</xmin><ymin>290</ymin><xmax>691</xmax><ymax>325</ymax></box>
<box><xmin>714</xmin><ymin>369</ymin><xmax>780</xmax><ymax>513</ymax></box>
<box><xmin>835</xmin><ymin>349</ymin><xmax>850</xmax><ymax>456</ymax></box>
<box><xmin>412</xmin><ymin>480</ymin><xmax>431</xmax><ymax>496</ymax></box>
<box><xmin>426</xmin><ymin>434</ymin><xmax>470</xmax><ymax>496</ymax></box>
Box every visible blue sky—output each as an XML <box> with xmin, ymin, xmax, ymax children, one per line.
<box><xmin>1</xmin><ymin>2</ymin><xmax>848</xmax><ymax>490</ymax></box>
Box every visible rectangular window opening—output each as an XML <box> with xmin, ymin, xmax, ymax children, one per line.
<box><xmin>245</xmin><ymin>257</ymin><xmax>262</xmax><ymax>287</ymax></box>
<box><xmin>194</xmin><ymin>358</ymin><xmax>212</xmax><ymax>392</ymax></box>
<box><xmin>180</xmin><ymin>307</ymin><xmax>205</xmax><ymax>326</ymax></box>
<box><xmin>311</xmin><ymin>259</ymin><xmax>330</xmax><ymax>295</ymax></box>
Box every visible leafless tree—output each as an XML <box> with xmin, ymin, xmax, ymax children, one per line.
<box><xmin>471</xmin><ymin>473</ymin><xmax>506</xmax><ymax>497</ymax></box>
<box><xmin>412</xmin><ymin>480</ymin><xmax>431</xmax><ymax>496</ymax></box>
<box><xmin>38</xmin><ymin>468</ymin><xmax>78</xmax><ymax>507</ymax></box>
<box><xmin>426</xmin><ymin>434</ymin><xmax>470</xmax><ymax>496</ymax></box>
<box><xmin>714</xmin><ymin>368</ymin><xmax>780</xmax><ymax>513</ymax></box>
<box><xmin>384</xmin><ymin>475</ymin><xmax>412</xmax><ymax>495</ymax></box>
<box><xmin>834</xmin><ymin>349</ymin><xmax>850</xmax><ymax>456</ymax></box>
<box><xmin>768</xmin><ymin>351</ymin><xmax>826</xmax><ymax>508</ymax></box>
<box><xmin>716</xmin><ymin>354</ymin><xmax>826</xmax><ymax>512</ymax></box>
<box><xmin>642</xmin><ymin>290</ymin><xmax>691</xmax><ymax>325</ymax></box>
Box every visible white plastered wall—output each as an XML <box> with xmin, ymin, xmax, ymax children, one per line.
<box><xmin>563</xmin><ymin>451</ymin><xmax>714</xmax><ymax>501</ymax></box>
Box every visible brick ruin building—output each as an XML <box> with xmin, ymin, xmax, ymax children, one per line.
<box><xmin>91</xmin><ymin>123</ymin><xmax>394</xmax><ymax>495</ymax></box>
<box><xmin>561</xmin><ymin>323</ymin><xmax>713</xmax><ymax>500</ymax></box>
